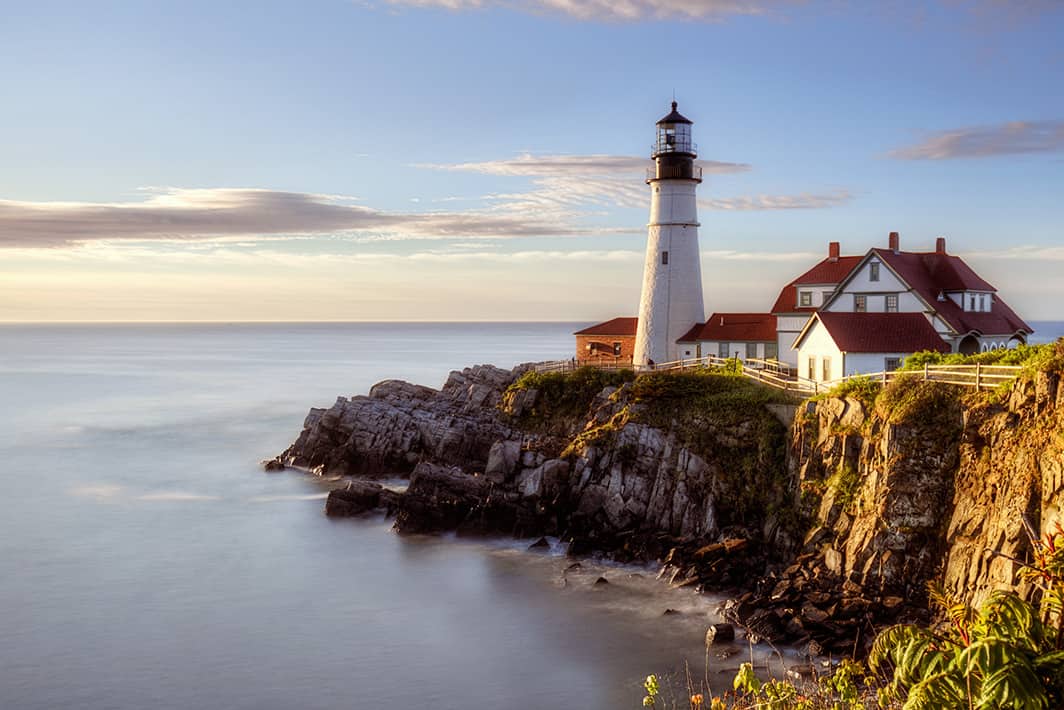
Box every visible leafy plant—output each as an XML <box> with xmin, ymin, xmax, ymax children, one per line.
<box><xmin>869</xmin><ymin>524</ymin><xmax>1064</xmax><ymax>709</ymax></box>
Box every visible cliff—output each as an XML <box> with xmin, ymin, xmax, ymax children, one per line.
<box><xmin>275</xmin><ymin>365</ymin><xmax>795</xmax><ymax>569</ymax></box>
<box><xmin>271</xmin><ymin>341</ymin><xmax>1064</xmax><ymax>657</ymax></box>
<box><xmin>740</xmin><ymin>344</ymin><xmax>1064</xmax><ymax>654</ymax></box>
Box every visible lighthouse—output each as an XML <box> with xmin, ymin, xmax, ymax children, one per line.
<box><xmin>633</xmin><ymin>101</ymin><xmax>706</xmax><ymax>366</ymax></box>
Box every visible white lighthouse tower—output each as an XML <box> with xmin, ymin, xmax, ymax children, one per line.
<box><xmin>633</xmin><ymin>101</ymin><xmax>705</xmax><ymax>366</ymax></box>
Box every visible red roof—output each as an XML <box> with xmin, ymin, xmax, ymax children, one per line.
<box><xmin>771</xmin><ymin>255</ymin><xmax>863</xmax><ymax>314</ymax></box>
<box><xmin>807</xmin><ymin>312</ymin><xmax>951</xmax><ymax>353</ymax></box>
<box><xmin>678</xmin><ymin>313</ymin><xmax>777</xmax><ymax>342</ymax></box>
<box><xmin>573</xmin><ymin>317</ymin><xmax>638</xmax><ymax>337</ymax></box>
<box><xmin>873</xmin><ymin>249</ymin><xmax>1031</xmax><ymax>336</ymax></box>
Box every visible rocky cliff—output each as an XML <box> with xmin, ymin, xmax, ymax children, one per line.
<box><xmin>271</xmin><ymin>343</ymin><xmax>1064</xmax><ymax>657</ymax></box>
<box><xmin>741</xmin><ymin>348</ymin><xmax>1064</xmax><ymax>655</ymax></box>
<box><xmin>274</xmin><ymin>364</ymin><xmax>794</xmax><ymax>570</ymax></box>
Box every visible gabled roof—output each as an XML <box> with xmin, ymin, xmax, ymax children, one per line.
<box><xmin>677</xmin><ymin>313</ymin><xmax>777</xmax><ymax>343</ymax></box>
<box><xmin>771</xmin><ymin>255</ymin><xmax>863</xmax><ymax>314</ymax></box>
<box><xmin>834</xmin><ymin>248</ymin><xmax>1033</xmax><ymax>337</ymax></box>
<box><xmin>795</xmin><ymin>312</ymin><xmax>951</xmax><ymax>354</ymax></box>
<box><xmin>573</xmin><ymin>317</ymin><xmax>638</xmax><ymax>337</ymax></box>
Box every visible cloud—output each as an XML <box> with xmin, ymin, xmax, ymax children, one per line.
<box><xmin>700</xmin><ymin>189</ymin><xmax>852</xmax><ymax>210</ymax></box>
<box><xmin>888</xmin><ymin>120</ymin><xmax>1064</xmax><ymax>160</ymax></box>
<box><xmin>383</xmin><ymin>0</ymin><xmax>795</xmax><ymax>21</ymax></box>
<box><xmin>967</xmin><ymin>245</ymin><xmax>1064</xmax><ymax>261</ymax></box>
<box><xmin>0</xmin><ymin>187</ymin><xmax>591</xmax><ymax>248</ymax></box>
<box><xmin>420</xmin><ymin>152</ymin><xmax>751</xmax><ymax>213</ymax></box>
<box><xmin>417</xmin><ymin>153</ymin><xmax>750</xmax><ymax>176</ymax></box>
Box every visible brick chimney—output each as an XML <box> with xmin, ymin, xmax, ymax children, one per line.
<box><xmin>828</xmin><ymin>241</ymin><xmax>840</xmax><ymax>262</ymax></box>
<box><xmin>936</xmin><ymin>236</ymin><xmax>947</xmax><ymax>254</ymax></box>
<box><xmin>888</xmin><ymin>231</ymin><xmax>900</xmax><ymax>253</ymax></box>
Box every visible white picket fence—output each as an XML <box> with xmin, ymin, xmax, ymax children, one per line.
<box><xmin>533</xmin><ymin>356</ymin><xmax>1022</xmax><ymax>396</ymax></box>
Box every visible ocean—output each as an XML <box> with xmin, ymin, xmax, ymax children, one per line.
<box><xmin>3</xmin><ymin>321</ymin><xmax>1061</xmax><ymax>710</ymax></box>
<box><xmin>1</xmin><ymin>322</ymin><xmax>746</xmax><ymax>710</ymax></box>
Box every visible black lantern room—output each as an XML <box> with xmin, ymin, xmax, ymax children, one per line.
<box><xmin>648</xmin><ymin>101</ymin><xmax>702</xmax><ymax>183</ymax></box>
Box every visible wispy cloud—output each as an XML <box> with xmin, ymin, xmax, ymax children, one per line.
<box><xmin>417</xmin><ymin>153</ymin><xmax>749</xmax><ymax>176</ymax></box>
<box><xmin>382</xmin><ymin>0</ymin><xmax>796</xmax><ymax>22</ymax></box>
<box><xmin>421</xmin><ymin>152</ymin><xmax>751</xmax><ymax>213</ymax></box>
<box><xmin>888</xmin><ymin>120</ymin><xmax>1064</xmax><ymax>160</ymax></box>
<box><xmin>700</xmin><ymin>190</ymin><xmax>852</xmax><ymax>210</ymax></box>
<box><xmin>968</xmin><ymin>245</ymin><xmax>1064</xmax><ymax>261</ymax></box>
<box><xmin>0</xmin><ymin>187</ymin><xmax>592</xmax><ymax>248</ymax></box>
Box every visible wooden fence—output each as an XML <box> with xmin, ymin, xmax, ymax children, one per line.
<box><xmin>533</xmin><ymin>357</ymin><xmax>1022</xmax><ymax>396</ymax></box>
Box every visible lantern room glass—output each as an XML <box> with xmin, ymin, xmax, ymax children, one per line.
<box><xmin>655</xmin><ymin>122</ymin><xmax>693</xmax><ymax>155</ymax></box>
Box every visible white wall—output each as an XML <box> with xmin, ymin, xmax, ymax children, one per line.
<box><xmin>634</xmin><ymin>178</ymin><xmax>704</xmax><ymax>365</ymax></box>
<box><xmin>695</xmin><ymin>341</ymin><xmax>773</xmax><ymax>361</ymax></box>
<box><xmin>844</xmin><ymin>353</ymin><xmax>910</xmax><ymax>376</ymax></box>
<box><xmin>795</xmin><ymin>319</ymin><xmax>844</xmax><ymax>382</ymax></box>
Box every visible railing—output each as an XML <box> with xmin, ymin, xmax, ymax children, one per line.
<box><xmin>652</xmin><ymin>139</ymin><xmax>697</xmax><ymax>155</ymax></box>
<box><xmin>533</xmin><ymin>358</ymin><xmax>1023</xmax><ymax>396</ymax></box>
<box><xmin>645</xmin><ymin>164</ymin><xmax>703</xmax><ymax>181</ymax></box>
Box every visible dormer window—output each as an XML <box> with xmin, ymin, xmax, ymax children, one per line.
<box><xmin>799</xmin><ymin>291</ymin><xmax>812</xmax><ymax>307</ymax></box>
<box><xmin>869</xmin><ymin>262</ymin><xmax>880</xmax><ymax>282</ymax></box>
<box><xmin>979</xmin><ymin>294</ymin><xmax>986</xmax><ymax>312</ymax></box>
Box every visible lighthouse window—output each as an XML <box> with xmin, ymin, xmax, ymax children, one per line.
<box><xmin>661</xmin><ymin>251</ymin><xmax>669</xmax><ymax>265</ymax></box>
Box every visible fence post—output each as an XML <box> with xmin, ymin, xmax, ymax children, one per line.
<box><xmin>976</xmin><ymin>363</ymin><xmax>982</xmax><ymax>389</ymax></box>
<box><xmin>924</xmin><ymin>363</ymin><xmax>928</xmax><ymax>382</ymax></box>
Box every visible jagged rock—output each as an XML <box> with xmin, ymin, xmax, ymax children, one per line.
<box><xmin>262</xmin><ymin>459</ymin><xmax>285</xmax><ymax>472</ymax></box>
<box><xmin>528</xmin><ymin>537</ymin><xmax>550</xmax><ymax>550</ymax></box>
<box><xmin>277</xmin><ymin>365</ymin><xmax>518</xmax><ymax>477</ymax></box>
<box><xmin>324</xmin><ymin>480</ymin><xmax>393</xmax><ymax>516</ymax></box>
<box><xmin>485</xmin><ymin>439</ymin><xmax>522</xmax><ymax>483</ymax></box>
<box><xmin>593</xmin><ymin>576</ymin><xmax>610</xmax><ymax>587</ymax></box>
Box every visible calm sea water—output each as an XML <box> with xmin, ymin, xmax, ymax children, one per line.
<box><xmin>0</xmin><ymin>323</ymin><xmax>753</xmax><ymax>710</ymax></box>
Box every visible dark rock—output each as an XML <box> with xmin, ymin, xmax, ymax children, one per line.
<box><xmin>262</xmin><ymin>459</ymin><xmax>285</xmax><ymax>472</ymax></box>
<box><xmin>663</xmin><ymin>608</ymin><xmax>681</xmax><ymax>616</ymax></box>
<box><xmin>704</xmin><ymin>623</ymin><xmax>735</xmax><ymax>645</ymax></box>
<box><xmin>324</xmin><ymin>480</ymin><xmax>384</xmax><ymax>517</ymax></box>
<box><xmin>528</xmin><ymin>537</ymin><xmax>551</xmax><ymax>550</ymax></box>
<box><xmin>593</xmin><ymin>576</ymin><xmax>610</xmax><ymax>586</ymax></box>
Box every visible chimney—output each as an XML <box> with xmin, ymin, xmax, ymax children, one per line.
<box><xmin>828</xmin><ymin>241</ymin><xmax>840</xmax><ymax>262</ymax></box>
<box><xmin>936</xmin><ymin>236</ymin><xmax>947</xmax><ymax>254</ymax></box>
<box><xmin>888</xmin><ymin>231</ymin><xmax>900</xmax><ymax>253</ymax></box>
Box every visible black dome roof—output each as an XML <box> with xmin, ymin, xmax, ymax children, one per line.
<box><xmin>656</xmin><ymin>101</ymin><xmax>692</xmax><ymax>125</ymax></box>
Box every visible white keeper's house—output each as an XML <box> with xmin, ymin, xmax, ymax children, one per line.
<box><xmin>574</xmin><ymin>103</ymin><xmax>1034</xmax><ymax>381</ymax></box>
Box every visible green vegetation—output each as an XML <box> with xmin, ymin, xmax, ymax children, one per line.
<box><xmin>875</xmin><ymin>374</ymin><xmax>964</xmax><ymax>428</ymax></box>
<box><xmin>826</xmin><ymin>463</ymin><xmax>862</xmax><ymax>509</ymax></box>
<box><xmin>642</xmin><ymin>524</ymin><xmax>1064</xmax><ymax>709</ymax></box>
<box><xmin>901</xmin><ymin>340</ymin><xmax>1064</xmax><ymax>376</ymax></box>
<box><xmin>502</xmin><ymin>366</ymin><xmax>634</xmax><ymax>426</ymax></box>
<box><xmin>814</xmin><ymin>375</ymin><xmax>882</xmax><ymax>412</ymax></box>
<box><xmin>869</xmin><ymin>524</ymin><xmax>1064</xmax><ymax>709</ymax></box>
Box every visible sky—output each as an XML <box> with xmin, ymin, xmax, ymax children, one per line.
<box><xmin>1</xmin><ymin>0</ymin><xmax>1062</xmax><ymax>323</ymax></box>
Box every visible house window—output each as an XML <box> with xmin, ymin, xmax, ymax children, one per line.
<box><xmin>612</xmin><ymin>342</ymin><xmax>622</xmax><ymax>357</ymax></box>
<box><xmin>885</xmin><ymin>357</ymin><xmax>902</xmax><ymax>371</ymax></box>
<box><xmin>886</xmin><ymin>294</ymin><xmax>898</xmax><ymax>313</ymax></box>
<box><xmin>854</xmin><ymin>294</ymin><xmax>867</xmax><ymax>312</ymax></box>
<box><xmin>661</xmin><ymin>251</ymin><xmax>669</xmax><ymax>265</ymax></box>
<box><xmin>969</xmin><ymin>295</ymin><xmax>976</xmax><ymax>311</ymax></box>
<box><xmin>822</xmin><ymin>291</ymin><xmax>833</xmax><ymax>305</ymax></box>
<box><xmin>870</xmin><ymin>262</ymin><xmax>880</xmax><ymax>282</ymax></box>
<box><xmin>765</xmin><ymin>342</ymin><xmax>778</xmax><ymax>360</ymax></box>
<box><xmin>746</xmin><ymin>342</ymin><xmax>757</xmax><ymax>359</ymax></box>
<box><xmin>799</xmin><ymin>291</ymin><xmax>813</xmax><ymax>307</ymax></box>
<box><xmin>718</xmin><ymin>342</ymin><xmax>729</xmax><ymax>358</ymax></box>
<box><xmin>822</xmin><ymin>357</ymin><xmax>832</xmax><ymax>382</ymax></box>
<box><xmin>979</xmin><ymin>294</ymin><xmax>986</xmax><ymax>312</ymax></box>
<box><xmin>807</xmin><ymin>356</ymin><xmax>816</xmax><ymax>380</ymax></box>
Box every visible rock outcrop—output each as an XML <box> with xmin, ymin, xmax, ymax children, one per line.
<box><xmin>275</xmin><ymin>364</ymin><xmax>520</xmax><ymax>477</ymax></box>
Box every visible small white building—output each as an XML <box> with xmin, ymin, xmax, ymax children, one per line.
<box><xmin>793</xmin><ymin>311</ymin><xmax>950</xmax><ymax>382</ymax></box>
<box><xmin>676</xmin><ymin>313</ymin><xmax>778</xmax><ymax>363</ymax></box>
